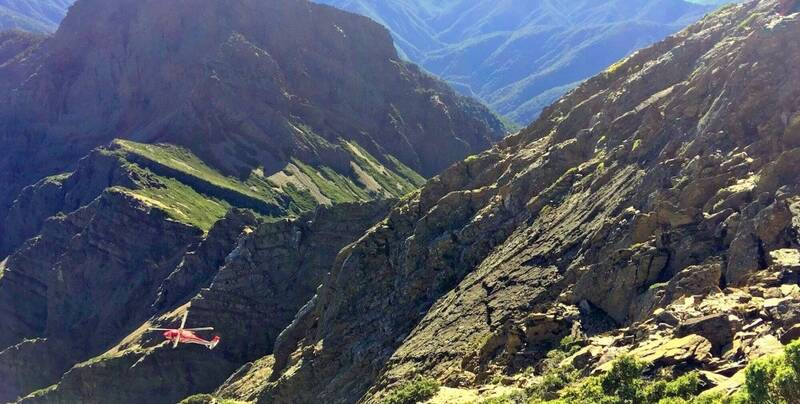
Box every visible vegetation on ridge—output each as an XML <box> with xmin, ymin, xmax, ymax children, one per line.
<box><xmin>470</xmin><ymin>340</ymin><xmax>800</xmax><ymax>404</ymax></box>
<box><xmin>383</xmin><ymin>376</ymin><xmax>441</xmax><ymax>404</ymax></box>
<box><xmin>104</xmin><ymin>138</ymin><xmax>425</xmax><ymax>231</ymax></box>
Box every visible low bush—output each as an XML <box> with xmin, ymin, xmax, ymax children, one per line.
<box><xmin>383</xmin><ymin>376</ymin><xmax>440</xmax><ymax>404</ymax></box>
<box><xmin>734</xmin><ymin>340</ymin><xmax>800</xmax><ymax>403</ymax></box>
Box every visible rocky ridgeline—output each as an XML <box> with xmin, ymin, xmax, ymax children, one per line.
<box><xmin>0</xmin><ymin>0</ymin><xmax>506</xmax><ymax>255</ymax></box>
<box><xmin>190</xmin><ymin>1</ymin><xmax>798</xmax><ymax>402</ymax></box>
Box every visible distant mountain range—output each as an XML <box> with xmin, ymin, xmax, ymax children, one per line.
<box><xmin>1</xmin><ymin>0</ymin><xmax>729</xmax><ymax>125</ymax></box>
<box><xmin>0</xmin><ymin>0</ymin><xmax>72</xmax><ymax>32</ymax></box>
<box><xmin>314</xmin><ymin>0</ymin><xmax>725</xmax><ymax>124</ymax></box>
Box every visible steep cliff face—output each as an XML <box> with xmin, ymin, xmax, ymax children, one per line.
<box><xmin>0</xmin><ymin>191</ymin><xmax>203</xmax><ymax>401</ymax></box>
<box><xmin>201</xmin><ymin>1</ymin><xmax>800</xmax><ymax>402</ymax></box>
<box><xmin>0</xmin><ymin>0</ymin><xmax>506</xmax><ymax>231</ymax></box>
<box><xmin>13</xmin><ymin>201</ymin><xmax>391</xmax><ymax>404</ymax></box>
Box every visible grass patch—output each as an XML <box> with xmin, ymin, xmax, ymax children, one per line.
<box><xmin>292</xmin><ymin>159</ymin><xmax>370</xmax><ymax>203</ymax></box>
<box><xmin>41</xmin><ymin>172</ymin><xmax>72</xmax><ymax>185</ymax></box>
<box><xmin>605</xmin><ymin>58</ymin><xmax>629</xmax><ymax>75</ymax></box>
<box><xmin>386</xmin><ymin>155</ymin><xmax>426</xmax><ymax>187</ymax></box>
<box><xmin>383</xmin><ymin>376</ymin><xmax>440</xmax><ymax>404</ymax></box>
<box><xmin>344</xmin><ymin>141</ymin><xmax>425</xmax><ymax>197</ymax></box>
<box><xmin>120</xmin><ymin>180</ymin><xmax>231</xmax><ymax>232</ymax></box>
<box><xmin>113</xmin><ymin>140</ymin><xmax>279</xmax><ymax>204</ymax></box>
<box><xmin>26</xmin><ymin>384</ymin><xmax>58</xmax><ymax>399</ymax></box>
<box><xmin>737</xmin><ymin>12</ymin><xmax>765</xmax><ymax>30</ymax></box>
<box><xmin>178</xmin><ymin>394</ymin><xmax>247</xmax><ymax>404</ymax></box>
<box><xmin>112</xmin><ymin>161</ymin><xmax>233</xmax><ymax>231</ymax></box>
<box><xmin>108</xmin><ymin>138</ymin><xmax>426</xmax><ymax>229</ymax></box>
<box><xmin>478</xmin><ymin>391</ymin><xmax>528</xmax><ymax>404</ymax></box>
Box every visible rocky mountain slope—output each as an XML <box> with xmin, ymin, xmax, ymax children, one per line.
<box><xmin>314</xmin><ymin>0</ymin><xmax>721</xmax><ymax>124</ymax></box>
<box><xmin>4</xmin><ymin>0</ymin><xmax>800</xmax><ymax>403</ymax></box>
<box><xmin>191</xmin><ymin>0</ymin><xmax>796</xmax><ymax>402</ymax></box>
<box><xmin>0</xmin><ymin>0</ymin><xmax>506</xmax><ymax>255</ymax></box>
<box><xmin>0</xmin><ymin>0</ymin><xmax>72</xmax><ymax>32</ymax></box>
<box><xmin>0</xmin><ymin>0</ymin><xmax>507</xmax><ymax>401</ymax></box>
<box><xmin>0</xmin><ymin>197</ymin><xmax>393</xmax><ymax>403</ymax></box>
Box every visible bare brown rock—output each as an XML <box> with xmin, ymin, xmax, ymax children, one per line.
<box><xmin>215</xmin><ymin>2</ymin><xmax>800</xmax><ymax>402</ymax></box>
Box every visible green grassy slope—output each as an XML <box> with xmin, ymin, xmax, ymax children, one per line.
<box><xmin>102</xmin><ymin>139</ymin><xmax>424</xmax><ymax>231</ymax></box>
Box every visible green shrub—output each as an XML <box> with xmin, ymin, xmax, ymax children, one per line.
<box><xmin>528</xmin><ymin>354</ymin><xmax>705</xmax><ymax>404</ymax></box>
<box><xmin>558</xmin><ymin>335</ymin><xmax>585</xmax><ymax>355</ymax></box>
<box><xmin>526</xmin><ymin>364</ymin><xmax>579</xmax><ymax>400</ymax></box>
<box><xmin>772</xmin><ymin>365</ymin><xmax>800</xmax><ymax>400</ymax></box>
<box><xmin>601</xmin><ymin>355</ymin><xmax>646</xmax><ymax>402</ymax></box>
<box><xmin>557</xmin><ymin>376</ymin><xmax>612</xmax><ymax>404</ymax></box>
<box><xmin>477</xmin><ymin>391</ymin><xmax>528</xmax><ymax>404</ymax></box>
<box><xmin>785</xmin><ymin>340</ymin><xmax>800</xmax><ymax>373</ymax></box>
<box><xmin>657</xmin><ymin>398</ymin><xmax>689</xmax><ymax>404</ymax></box>
<box><xmin>745</xmin><ymin>356</ymin><xmax>779</xmax><ymax>402</ymax></box>
<box><xmin>734</xmin><ymin>340</ymin><xmax>800</xmax><ymax>403</ymax></box>
<box><xmin>179</xmin><ymin>395</ymin><xmax>215</xmax><ymax>404</ymax></box>
<box><xmin>383</xmin><ymin>376</ymin><xmax>440</xmax><ymax>404</ymax></box>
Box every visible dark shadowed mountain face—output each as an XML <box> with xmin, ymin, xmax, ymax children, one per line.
<box><xmin>0</xmin><ymin>0</ymin><xmax>507</xmax><ymax>255</ymax></box>
<box><xmin>314</xmin><ymin>0</ymin><xmax>721</xmax><ymax>124</ymax></box>
<box><xmin>0</xmin><ymin>0</ymin><xmax>72</xmax><ymax>32</ymax></box>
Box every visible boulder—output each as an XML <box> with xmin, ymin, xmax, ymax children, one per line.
<box><xmin>780</xmin><ymin>324</ymin><xmax>800</xmax><ymax>344</ymax></box>
<box><xmin>575</xmin><ymin>246</ymin><xmax>668</xmax><ymax>324</ymax></box>
<box><xmin>676</xmin><ymin>313</ymin><xmax>736</xmax><ymax>352</ymax></box>
<box><xmin>726</xmin><ymin>229</ymin><xmax>763</xmax><ymax>286</ymax></box>
<box><xmin>765</xmin><ymin>298</ymin><xmax>800</xmax><ymax>328</ymax></box>
<box><xmin>633</xmin><ymin>263</ymin><xmax>722</xmax><ymax>321</ymax></box>
<box><xmin>628</xmin><ymin>334</ymin><xmax>714</xmax><ymax>366</ymax></box>
<box><xmin>768</xmin><ymin>248</ymin><xmax>800</xmax><ymax>269</ymax></box>
<box><xmin>523</xmin><ymin>312</ymin><xmax>573</xmax><ymax>346</ymax></box>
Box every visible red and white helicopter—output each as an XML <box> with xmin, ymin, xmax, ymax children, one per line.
<box><xmin>148</xmin><ymin>311</ymin><xmax>220</xmax><ymax>350</ymax></box>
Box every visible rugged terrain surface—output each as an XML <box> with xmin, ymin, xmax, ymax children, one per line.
<box><xmin>0</xmin><ymin>0</ymin><xmax>506</xmax><ymax>401</ymax></box>
<box><xmin>315</xmin><ymin>0</ymin><xmax>720</xmax><ymax>124</ymax></box>
<box><xmin>195</xmin><ymin>1</ymin><xmax>798</xmax><ymax>402</ymax></box>
<box><xmin>3</xmin><ymin>0</ymin><xmax>800</xmax><ymax>403</ymax></box>
<box><xmin>0</xmin><ymin>200</ymin><xmax>392</xmax><ymax>403</ymax></box>
<box><xmin>0</xmin><ymin>0</ymin><xmax>506</xmax><ymax>256</ymax></box>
